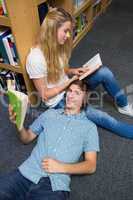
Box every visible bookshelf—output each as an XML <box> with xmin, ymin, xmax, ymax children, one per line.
<box><xmin>52</xmin><ymin>0</ymin><xmax>112</xmax><ymax>47</ymax></box>
<box><xmin>0</xmin><ymin>0</ymin><xmax>42</xmax><ymax>104</ymax></box>
<box><xmin>0</xmin><ymin>0</ymin><xmax>112</xmax><ymax>105</ymax></box>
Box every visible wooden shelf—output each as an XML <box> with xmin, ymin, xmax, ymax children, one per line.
<box><xmin>102</xmin><ymin>0</ymin><xmax>112</xmax><ymax>11</ymax></box>
<box><xmin>0</xmin><ymin>15</ymin><xmax>10</xmax><ymax>27</ymax></box>
<box><xmin>73</xmin><ymin>21</ymin><xmax>93</xmax><ymax>48</ymax></box>
<box><xmin>0</xmin><ymin>63</ymin><xmax>22</xmax><ymax>74</ymax></box>
<box><xmin>74</xmin><ymin>0</ymin><xmax>92</xmax><ymax>17</ymax></box>
<box><xmin>35</xmin><ymin>0</ymin><xmax>47</xmax><ymax>6</ymax></box>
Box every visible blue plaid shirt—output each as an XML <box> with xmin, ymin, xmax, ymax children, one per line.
<box><xmin>19</xmin><ymin>109</ymin><xmax>99</xmax><ymax>191</ymax></box>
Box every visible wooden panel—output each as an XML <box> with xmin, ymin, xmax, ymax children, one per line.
<box><xmin>0</xmin><ymin>15</ymin><xmax>10</xmax><ymax>27</ymax></box>
<box><xmin>0</xmin><ymin>63</ymin><xmax>22</xmax><ymax>74</ymax></box>
<box><xmin>5</xmin><ymin>0</ymin><xmax>40</xmax><ymax>104</ymax></box>
<box><xmin>53</xmin><ymin>0</ymin><xmax>73</xmax><ymax>14</ymax></box>
<box><xmin>74</xmin><ymin>0</ymin><xmax>92</xmax><ymax>17</ymax></box>
<box><xmin>5</xmin><ymin>0</ymin><xmax>40</xmax><ymax>67</ymax></box>
<box><xmin>36</xmin><ymin>0</ymin><xmax>47</xmax><ymax>6</ymax></box>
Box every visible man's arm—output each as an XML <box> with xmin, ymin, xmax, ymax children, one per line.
<box><xmin>18</xmin><ymin>127</ymin><xmax>37</xmax><ymax>144</ymax></box>
<box><xmin>9</xmin><ymin>104</ymin><xmax>37</xmax><ymax>144</ymax></box>
<box><xmin>42</xmin><ymin>151</ymin><xmax>97</xmax><ymax>175</ymax></box>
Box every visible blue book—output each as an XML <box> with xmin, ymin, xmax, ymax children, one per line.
<box><xmin>0</xmin><ymin>28</ymin><xmax>11</xmax><ymax>64</ymax></box>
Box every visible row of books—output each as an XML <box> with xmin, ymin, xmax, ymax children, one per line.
<box><xmin>92</xmin><ymin>0</ymin><xmax>102</xmax><ymax>19</ymax></box>
<box><xmin>73</xmin><ymin>13</ymin><xmax>88</xmax><ymax>38</ymax></box>
<box><xmin>0</xmin><ymin>70</ymin><xmax>26</xmax><ymax>93</ymax></box>
<box><xmin>0</xmin><ymin>28</ymin><xmax>19</xmax><ymax>66</ymax></box>
<box><xmin>93</xmin><ymin>0</ymin><xmax>102</xmax><ymax>6</ymax></box>
<box><xmin>73</xmin><ymin>0</ymin><xmax>85</xmax><ymax>9</ymax></box>
<box><xmin>0</xmin><ymin>0</ymin><xmax>7</xmax><ymax>16</ymax></box>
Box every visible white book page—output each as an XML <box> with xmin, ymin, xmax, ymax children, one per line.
<box><xmin>79</xmin><ymin>53</ymin><xmax>102</xmax><ymax>80</ymax></box>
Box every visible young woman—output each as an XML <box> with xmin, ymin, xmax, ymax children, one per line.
<box><xmin>26</xmin><ymin>7</ymin><xmax>133</xmax><ymax>138</ymax></box>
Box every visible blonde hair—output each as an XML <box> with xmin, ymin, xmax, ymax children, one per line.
<box><xmin>35</xmin><ymin>7</ymin><xmax>74</xmax><ymax>83</ymax></box>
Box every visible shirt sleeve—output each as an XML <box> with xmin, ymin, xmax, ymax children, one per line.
<box><xmin>26</xmin><ymin>49</ymin><xmax>47</xmax><ymax>79</ymax></box>
<box><xmin>83</xmin><ymin>124</ymin><xmax>100</xmax><ymax>153</ymax></box>
<box><xmin>29</xmin><ymin>113</ymin><xmax>45</xmax><ymax>135</ymax></box>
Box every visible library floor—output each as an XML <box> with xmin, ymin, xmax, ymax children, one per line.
<box><xmin>0</xmin><ymin>1</ymin><xmax>133</xmax><ymax>199</ymax></box>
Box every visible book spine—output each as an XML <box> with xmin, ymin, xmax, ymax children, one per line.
<box><xmin>1</xmin><ymin>0</ymin><xmax>7</xmax><ymax>15</ymax></box>
<box><xmin>2</xmin><ymin>35</ymin><xmax>16</xmax><ymax>66</ymax></box>
<box><xmin>7</xmin><ymin>35</ymin><xmax>18</xmax><ymax>64</ymax></box>
<box><xmin>0</xmin><ymin>0</ymin><xmax>4</xmax><ymax>15</ymax></box>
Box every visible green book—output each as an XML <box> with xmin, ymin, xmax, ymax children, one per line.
<box><xmin>7</xmin><ymin>89</ymin><xmax>29</xmax><ymax>130</ymax></box>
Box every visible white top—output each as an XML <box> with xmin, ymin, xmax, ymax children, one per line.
<box><xmin>26</xmin><ymin>47</ymin><xmax>69</xmax><ymax>107</ymax></box>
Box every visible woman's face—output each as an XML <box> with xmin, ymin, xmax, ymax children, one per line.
<box><xmin>57</xmin><ymin>21</ymin><xmax>72</xmax><ymax>45</ymax></box>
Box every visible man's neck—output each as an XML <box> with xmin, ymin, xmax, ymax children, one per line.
<box><xmin>64</xmin><ymin>108</ymin><xmax>81</xmax><ymax>115</ymax></box>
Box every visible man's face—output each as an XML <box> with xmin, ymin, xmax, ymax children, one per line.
<box><xmin>66</xmin><ymin>84</ymin><xmax>85</xmax><ymax>111</ymax></box>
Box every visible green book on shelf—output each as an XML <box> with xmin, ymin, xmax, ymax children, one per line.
<box><xmin>7</xmin><ymin>89</ymin><xmax>29</xmax><ymax>130</ymax></box>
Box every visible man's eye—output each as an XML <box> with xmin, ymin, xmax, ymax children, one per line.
<box><xmin>75</xmin><ymin>92</ymin><xmax>80</xmax><ymax>95</ymax></box>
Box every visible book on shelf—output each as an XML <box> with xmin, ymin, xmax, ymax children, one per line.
<box><xmin>0</xmin><ymin>0</ymin><xmax>4</xmax><ymax>15</ymax></box>
<box><xmin>0</xmin><ymin>28</ymin><xmax>10</xmax><ymax>64</ymax></box>
<box><xmin>75</xmin><ymin>13</ymin><xmax>87</xmax><ymax>35</ymax></box>
<box><xmin>7</xmin><ymin>34</ymin><xmax>19</xmax><ymax>64</ymax></box>
<box><xmin>0</xmin><ymin>0</ymin><xmax>7</xmax><ymax>16</ymax></box>
<box><xmin>79</xmin><ymin>53</ymin><xmax>102</xmax><ymax>80</ymax></box>
<box><xmin>38</xmin><ymin>1</ymin><xmax>48</xmax><ymax>25</ymax></box>
<box><xmin>0</xmin><ymin>70</ymin><xmax>26</xmax><ymax>92</ymax></box>
<box><xmin>73</xmin><ymin>0</ymin><xmax>85</xmax><ymax>9</ymax></box>
<box><xmin>2</xmin><ymin>33</ymin><xmax>18</xmax><ymax>66</ymax></box>
<box><xmin>7</xmin><ymin>89</ymin><xmax>29</xmax><ymax>130</ymax></box>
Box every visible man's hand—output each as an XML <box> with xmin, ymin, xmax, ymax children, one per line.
<box><xmin>8</xmin><ymin>104</ymin><xmax>16</xmax><ymax>125</ymax></box>
<box><xmin>42</xmin><ymin>158</ymin><xmax>64</xmax><ymax>173</ymax></box>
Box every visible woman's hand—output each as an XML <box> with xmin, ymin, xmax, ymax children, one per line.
<box><xmin>42</xmin><ymin>158</ymin><xmax>64</xmax><ymax>173</ymax></box>
<box><xmin>69</xmin><ymin>67</ymin><xmax>88</xmax><ymax>76</ymax></box>
<box><xmin>8</xmin><ymin>104</ymin><xmax>16</xmax><ymax>124</ymax></box>
<box><xmin>69</xmin><ymin>75</ymin><xmax>79</xmax><ymax>83</ymax></box>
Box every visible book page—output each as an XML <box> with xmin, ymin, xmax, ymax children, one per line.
<box><xmin>79</xmin><ymin>53</ymin><xmax>102</xmax><ymax>80</ymax></box>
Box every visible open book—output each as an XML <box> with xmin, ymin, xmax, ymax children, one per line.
<box><xmin>7</xmin><ymin>89</ymin><xmax>29</xmax><ymax>130</ymax></box>
<box><xmin>79</xmin><ymin>53</ymin><xmax>102</xmax><ymax>80</ymax></box>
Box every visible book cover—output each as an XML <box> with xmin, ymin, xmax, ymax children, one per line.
<box><xmin>79</xmin><ymin>53</ymin><xmax>102</xmax><ymax>80</ymax></box>
<box><xmin>7</xmin><ymin>35</ymin><xmax>19</xmax><ymax>64</ymax></box>
<box><xmin>7</xmin><ymin>90</ymin><xmax>29</xmax><ymax>130</ymax></box>
<box><xmin>0</xmin><ymin>28</ymin><xmax>10</xmax><ymax>64</ymax></box>
<box><xmin>2</xmin><ymin>34</ymin><xmax>17</xmax><ymax>66</ymax></box>
<box><xmin>1</xmin><ymin>0</ymin><xmax>7</xmax><ymax>16</ymax></box>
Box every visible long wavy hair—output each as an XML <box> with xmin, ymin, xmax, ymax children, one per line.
<box><xmin>35</xmin><ymin>7</ymin><xmax>74</xmax><ymax>83</ymax></box>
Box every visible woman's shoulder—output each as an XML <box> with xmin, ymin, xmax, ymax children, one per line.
<box><xmin>26</xmin><ymin>47</ymin><xmax>47</xmax><ymax>77</ymax></box>
<box><xmin>28</xmin><ymin>47</ymin><xmax>44</xmax><ymax>59</ymax></box>
<box><xmin>26</xmin><ymin>47</ymin><xmax>46</xmax><ymax>66</ymax></box>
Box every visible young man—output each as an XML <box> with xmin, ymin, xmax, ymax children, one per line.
<box><xmin>0</xmin><ymin>80</ymin><xmax>99</xmax><ymax>200</ymax></box>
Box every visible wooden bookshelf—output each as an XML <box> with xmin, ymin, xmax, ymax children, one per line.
<box><xmin>0</xmin><ymin>15</ymin><xmax>10</xmax><ymax>27</ymax></box>
<box><xmin>73</xmin><ymin>22</ymin><xmax>93</xmax><ymax>48</ymax></box>
<box><xmin>53</xmin><ymin>0</ymin><xmax>112</xmax><ymax>48</ymax></box>
<box><xmin>36</xmin><ymin>0</ymin><xmax>47</xmax><ymax>6</ymax></box>
<box><xmin>101</xmin><ymin>0</ymin><xmax>112</xmax><ymax>11</ymax></box>
<box><xmin>0</xmin><ymin>63</ymin><xmax>22</xmax><ymax>74</ymax></box>
<box><xmin>0</xmin><ymin>0</ymin><xmax>112</xmax><ymax>105</ymax></box>
<box><xmin>74</xmin><ymin>0</ymin><xmax>92</xmax><ymax>17</ymax></box>
<box><xmin>0</xmin><ymin>0</ymin><xmax>41</xmax><ymax>104</ymax></box>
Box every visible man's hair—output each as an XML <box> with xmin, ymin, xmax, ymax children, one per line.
<box><xmin>68</xmin><ymin>80</ymin><xmax>88</xmax><ymax>109</ymax></box>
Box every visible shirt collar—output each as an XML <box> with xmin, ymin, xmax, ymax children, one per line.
<box><xmin>58</xmin><ymin>108</ymin><xmax>86</xmax><ymax>120</ymax></box>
